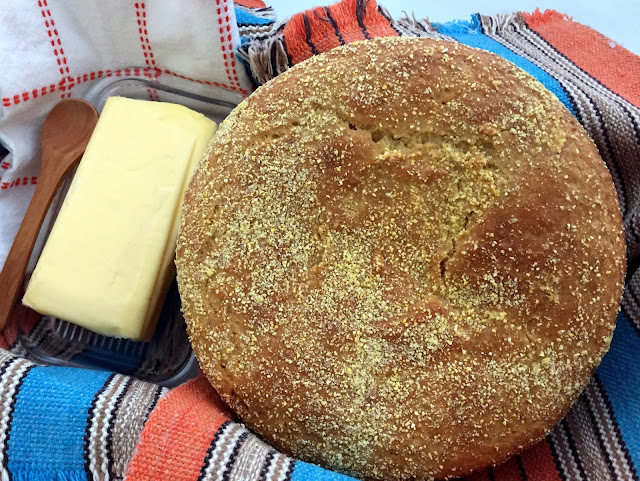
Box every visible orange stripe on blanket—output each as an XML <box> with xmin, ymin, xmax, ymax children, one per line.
<box><xmin>356</xmin><ymin>0</ymin><xmax>397</xmax><ymax>40</ymax></box>
<box><xmin>523</xmin><ymin>9</ymin><xmax>640</xmax><ymax>108</ymax></box>
<box><xmin>233</xmin><ymin>0</ymin><xmax>266</xmax><ymax>8</ymax></box>
<box><xmin>125</xmin><ymin>374</ymin><xmax>233</xmax><ymax>481</ymax></box>
<box><xmin>520</xmin><ymin>439</ymin><xmax>563</xmax><ymax>481</ymax></box>
<box><xmin>328</xmin><ymin>0</ymin><xmax>397</xmax><ymax>44</ymax></box>
<box><xmin>304</xmin><ymin>8</ymin><xmax>344</xmax><ymax>57</ymax></box>
<box><xmin>284</xmin><ymin>0</ymin><xmax>398</xmax><ymax>65</ymax></box>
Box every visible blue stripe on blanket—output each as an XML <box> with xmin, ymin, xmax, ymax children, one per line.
<box><xmin>435</xmin><ymin>14</ymin><xmax>576</xmax><ymax>116</ymax></box>
<box><xmin>291</xmin><ymin>461</ymin><xmax>356</xmax><ymax>480</ymax></box>
<box><xmin>235</xmin><ymin>8</ymin><xmax>273</xmax><ymax>26</ymax></box>
<box><xmin>596</xmin><ymin>313</ymin><xmax>640</xmax><ymax>469</ymax></box>
<box><xmin>6</xmin><ymin>366</ymin><xmax>111</xmax><ymax>480</ymax></box>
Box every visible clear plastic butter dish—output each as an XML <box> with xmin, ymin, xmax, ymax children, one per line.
<box><xmin>16</xmin><ymin>76</ymin><xmax>239</xmax><ymax>387</ymax></box>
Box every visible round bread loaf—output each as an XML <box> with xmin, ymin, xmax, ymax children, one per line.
<box><xmin>176</xmin><ymin>37</ymin><xmax>625</xmax><ymax>480</ymax></box>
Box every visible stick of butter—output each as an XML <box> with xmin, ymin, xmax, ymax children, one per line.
<box><xmin>23</xmin><ymin>97</ymin><xmax>216</xmax><ymax>340</ymax></box>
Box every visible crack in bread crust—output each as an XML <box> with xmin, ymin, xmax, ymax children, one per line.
<box><xmin>176</xmin><ymin>37</ymin><xmax>625</xmax><ymax>481</ymax></box>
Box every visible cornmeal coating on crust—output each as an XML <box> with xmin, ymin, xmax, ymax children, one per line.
<box><xmin>177</xmin><ymin>37</ymin><xmax>625</xmax><ymax>480</ymax></box>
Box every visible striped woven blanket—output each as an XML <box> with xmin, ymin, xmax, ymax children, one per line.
<box><xmin>1</xmin><ymin>0</ymin><xmax>639</xmax><ymax>480</ymax></box>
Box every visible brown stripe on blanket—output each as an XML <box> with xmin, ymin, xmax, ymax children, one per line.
<box><xmin>593</xmin><ymin>375</ymin><xmax>640</xmax><ymax>480</ymax></box>
<box><xmin>583</xmin><ymin>379</ymin><xmax>639</xmax><ymax>480</ymax></box>
<box><xmin>268</xmin><ymin>450</ymin><xmax>293</xmax><ymax>481</ymax></box>
<box><xmin>549</xmin><ymin>422</ymin><xmax>587</xmax><ymax>480</ymax></box>
<box><xmin>1</xmin><ymin>361</ymin><xmax>33</xmax><ymax>478</ymax></box>
<box><xmin>221</xmin><ymin>430</ymin><xmax>250</xmax><ymax>480</ymax></box>
<box><xmin>227</xmin><ymin>432</ymin><xmax>274</xmax><ymax>481</ymax></box>
<box><xmin>84</xmin><ymin>374</ymin><xmax>128</xmax><ymax>481</ymax></box>
<box><xmin>108</xmin><ymin>379</ymin><xmax>165</xmax><ymax>478</ymax></box>
<box><xmin>0</xmin><ymin>356</ymin><xmax>30</xmax><ymax>480</ymax></box>
<box><xmin>565</xmin><ymin>393</ymin><xmax>619</xmax><ymax>480</ymax></box>
<box><xmin>199</xmin><ymin>422</ymin><xmax>245</xmax><ymax>481</ymax></box>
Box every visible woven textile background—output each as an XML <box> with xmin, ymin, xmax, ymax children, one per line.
<box><xmin>0</xmin><ymin>0</ymin><xmax>638</xmax><ymax>480</ymax></box>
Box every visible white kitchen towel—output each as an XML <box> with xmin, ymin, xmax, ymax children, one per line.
<box><xmin>0</xmin><ymin>0</ymin><xmax>252</xmax><ymax>271</ymax></box>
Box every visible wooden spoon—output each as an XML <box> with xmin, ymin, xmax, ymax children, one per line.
<box><xmin>0</xmin><ymin>99</ymin><xmax>99</xmax><ymax>329</ymax></box>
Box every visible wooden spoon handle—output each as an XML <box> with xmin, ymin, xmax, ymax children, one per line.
<box><xmin>0</xmin><ymin>165</ymin><xmax>70</xmax><ymax>329</ymax></box>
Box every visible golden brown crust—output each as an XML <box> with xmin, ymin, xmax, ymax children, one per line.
<box><xmin>176</xmin><ymin>37</ymin><xmax>625</xmax><ymax>480</ymax></box>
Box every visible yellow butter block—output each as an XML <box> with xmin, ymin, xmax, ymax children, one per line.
<box><xmin>23</xmin><ymin>97</ymin><xmax>216</xmax><ymax>340</ymax></box>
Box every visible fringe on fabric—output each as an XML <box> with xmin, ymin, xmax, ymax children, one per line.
<box><xmin>478</xmin><ymin>12</ymin><xmax>525</xmax><ymax>35</ymax></box>
<box><xmin>237</xmin><ymin>23</ymin><xmax>291</xmax><ymax>85</ymax></box>
<box><xmin>10</xmin><ymin>471</ymin><xmax>87</xmax><ymax>481</ymax></box>
<box><xmin>235</xmin><ymin>3</ymin><xmax>278</xmax><ymax>41</ymax></box>
<box><xmin>379</xmin><ymin>6</ymin><xmax>449</xmax><ymax>40</ymax></box>
<box><xmin>237</xmin><ymin>3</ymin><xmax>453</xmax><ymax>85</ymax></box>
